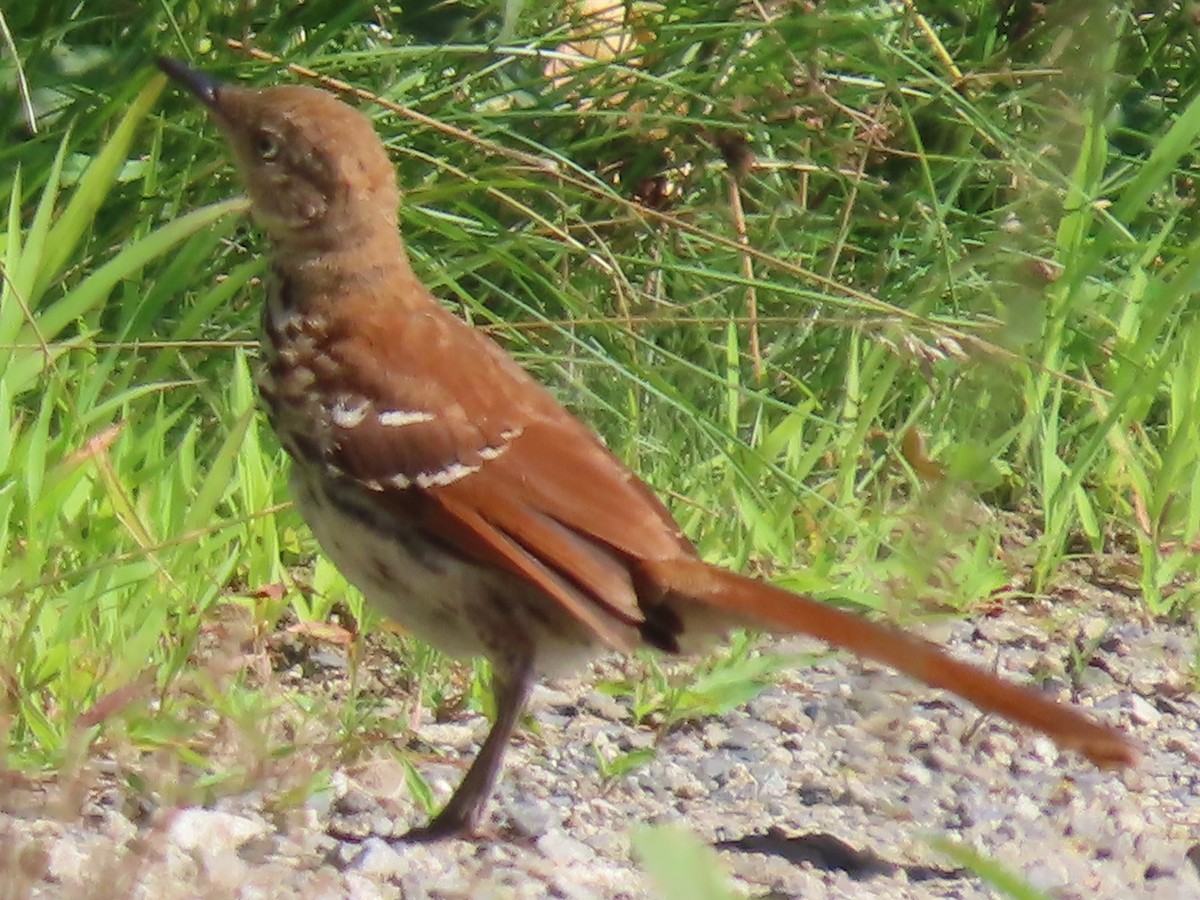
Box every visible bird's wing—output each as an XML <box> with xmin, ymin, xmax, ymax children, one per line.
<box><xmin>298</xmin><ymin>295</ymin><xmax>693</xmax><ymax>650</ymax></box>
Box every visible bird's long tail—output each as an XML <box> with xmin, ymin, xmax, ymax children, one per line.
<box><xmin>648</xmin><ymin>556</ymin><xmax>1136</xmax><ymax>769</ymax></box>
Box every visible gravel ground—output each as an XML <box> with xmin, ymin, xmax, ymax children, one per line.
<box><xmin>2</xmin><ymin>582</ymin><xmax>1197</xmax><ymax>899</ymax></box>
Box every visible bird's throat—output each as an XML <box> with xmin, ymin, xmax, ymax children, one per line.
<box><xmin>267</xmin><ymin>226</ymin><xmax>417</xmax><ymax>309</ymax></box>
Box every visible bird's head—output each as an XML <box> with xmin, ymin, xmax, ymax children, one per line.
<box><xmin>157</xmin><ymin>57</ymin><xmax>400</xmax><ymax>252</ymax></box>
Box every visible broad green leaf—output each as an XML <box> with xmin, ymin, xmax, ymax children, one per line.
<box><xmin>183</xmin><ymin>401</ymin><xmax>255</xmax><ymax>533</ymax></box>
<box><xmin>34</xmin><ymin>75</ymin><xmax>167</xmax><ymax>298</ymax></box>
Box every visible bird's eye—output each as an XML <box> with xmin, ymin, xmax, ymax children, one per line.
<box><xmin>254</xmin><ymin>132</ymin><xmax>280</xmax><ymax>161</ymax></box>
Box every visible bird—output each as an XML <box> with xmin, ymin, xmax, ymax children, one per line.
<box><xmin>156</xmin><ymin>57</ymin><xmax>1135</xmax><ymax>841</ymax></box>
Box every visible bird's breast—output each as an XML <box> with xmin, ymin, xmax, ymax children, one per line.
<box><xmin>256</xmin><ymin>278</ymin><xmax>340</xmax><ymax>464</ymax></box>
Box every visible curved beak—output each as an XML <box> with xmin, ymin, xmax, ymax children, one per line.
<box><xmin>156</xmin><ymin>57</ymin><xmax>225</xmax><ymax>111</ymax></box>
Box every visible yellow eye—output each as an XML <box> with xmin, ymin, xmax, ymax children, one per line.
<box><xmin>254</xmin><ymin>132</ymin><xmax>280</xmax><ymax>161</ymax></box>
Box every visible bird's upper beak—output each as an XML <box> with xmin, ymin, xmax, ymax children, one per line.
<box><xmin>156</xmin><ymin>57</ymin><xmax>225</xmax><ymax>113</ymax></box>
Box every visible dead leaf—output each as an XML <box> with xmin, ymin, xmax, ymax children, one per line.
<box><xmin>285</xmin><ymin>621</ymin><xmax>354</xmax><ymax>646</ymax></box>
<box><xmin>64</xmin><ymin>422</ymin><xmax>124</xmax><ymax>467</ymax></box>
<box><xmin>900</xmin><ymin>426</ymin><xmax>945</xmax><ymax>483</ymax></box>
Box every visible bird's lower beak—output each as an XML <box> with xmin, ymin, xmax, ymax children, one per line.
<box><xmin>156</xmin><ymin>57</ymin><xmax>225</xmax><ymax>111</ymax></box>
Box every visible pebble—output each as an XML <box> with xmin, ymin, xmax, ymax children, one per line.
<box><xmin>1129</xmin><ymin>694</ymin><xmax>1163</xmax><ymax>726</ymax></box>
<box><xmin>351</xmin><ymin>837</ymin><xmax>408</xmax><ymax>877</ymax></box>
<box><xmin>334</xmin><ymin>787</ymin><xmax>377</xmax><ymax>816</ymax></box>
<box><xmin>417</xmin><ymin>721</ymin><xmax>485</xmax><ymax>751</ymax></box>
<box><xmin>166</xmin><ymin>808</ymin><xmax>270</xmax><ymax>853</ymax></box>
<box><xmin>536</xmin><ymin>830</ymin><xmax>595</xmax><ymax>864</ymax></box>
<box><xmin>507</xmin><ymin>799</ymin><xmax>557</xmax><ymax>837</ymax></box>
<box><xmin>582</xmin><ymin>691</ymin><xmax>627</xmax><ymax>720</ymax></box>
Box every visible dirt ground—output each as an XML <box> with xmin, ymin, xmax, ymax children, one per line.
<box><xmin>1</xmin><ymin>577</ymin><xmax>1196</xmax><ymax>899</ymax></box>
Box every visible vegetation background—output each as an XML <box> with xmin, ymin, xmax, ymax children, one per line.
<box><xmin>1</xmin><ymin>0</ymin><xmax>1197</xmax><ymax>832</ymax></box>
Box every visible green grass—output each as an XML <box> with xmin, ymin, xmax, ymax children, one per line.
<box><xmin>1</xmin><ymin>0</ymin><xmax>1197</xmax><ymax>808</ymax></box>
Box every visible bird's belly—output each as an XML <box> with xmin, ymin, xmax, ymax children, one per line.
<box><xmin>288</xmin><ymin>465</ymin><xmax>596</xmax><ymax>676</ymax></box>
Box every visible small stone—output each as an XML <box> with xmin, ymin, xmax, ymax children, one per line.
<box><xmin>1012</xmin><ymin>794</ymin><xmax>1041</xmax><ymax>822</ymax></box>
<box><xmin>724</xmin><ymin>723</ymin><xmax>774</xmax><ymax>751</ymax></box>
<box><xmin>763</xmin><ymin>745</ymin><xmax>792</xmax><ymax>768</ymax></box>
<box><xmin>46</xmin><ymin>833</ymin><xmax>92</xmax><ymax>886</ymax></box>
<box><xmin>899</xmin><ymin>760</ymin><xmax>933</xmax><ymax>787</ymax></box>
<box><xmin>1165</xmin><ymin>734</ymin><xmax>1200</xmax><ymax>763</ymax></box>
<box><xmin>350</xmin><ymin>837</ymin><xmax>407</xmax><ymax>877</ymax></box>
<box><xmin>310</xmin><ymin>648</ymin><xmax>349</xmax><ymax>669</ymax></box>
<box><xmin>1030</xmin><ymin>735</ymin><xmax>1060</xmax><ymax>765</ymax></box>
<box><xmin>1130</xmin><ymin>666</ymin><xmax>1165</xmax><ymax>694</ymax></box>
<box><xmin>305</xmin><ymin>785</ymin><xmax>337</xmax><ymax>818</ymax></box>
<box><xmin>757</xmin><ymin>769</ymin><xmax>788</xmax><ymax>798</ymax></box>
<box><xmin>530</xmin><ymin>685</ymin><xmax>577</xmax><ymax>711</ymax></box>
<box><xmin>329</xmin><ymin>771</ymin><xmax>352</xmax><ymax>799</ymax></box>
<box><xmin>166</xmin><ymin>808</ymin><xmax>269</xmax><ymax>854</ymax></box>
<box><xmin>369</xmin><ymin>815</ymin><xmax>395</xmax><ymax>838</ymax></box>
<box><xmin>326</xmin><ymin>815</ymin><xmax>372</xmax><ymax>842</ymax></box>
<box><xmin>701</xmin><ymin>755</ymin><xmax>734</xmax><ymax>782</ymax></box>
<box><xmin>507</xmin><ymin>800</ymin><xmax>556</xmax><ymax>837</ymax></box>
<box><xmin>701</xmin><ymin>722</ymin><xmax>730</xmax><ymax>749</ymax></box>
<box><xmin>1129</xmin><ymin>694</ymin><xmax>1162</xmax><ymax>727</ymax></box>
<box><xmin>583</xmin><ymin>691</ymin><xmax>627</xmax><ymax>721</ymax></box>
<box><xmin>657</xmin><ymin>762</ymin><xmax>702</xmax><ymax>797</ymax></box>
<box><xmin>334</xmin><ymin>788</ymin><xmax>376</xmax><ymax>817</ymax></box>
<box><xmin>418</xmin><ymin>721</ymin><xmax>485</xmax><ymax>751</ymax></box>
<box><xmin>329</xmin><ymin>840</ymin><xmax>363</xmax><ymax>870</ymax></box>
<box><xmin>618</xmin><ymin>728</ymin><xmax>655</xmax><ymax>751</ymax></box>
<box><xmin>1080</xmin><ymin>615</ymin><xmax>1110</xmax><ymax>642</ymax></box>
<box><xmin>98</xmin><ymin>810</ymin><xmax>137</xmax><ymax>844</ymax></box>
<box><xmin>197</xmin><ymin>848</ymin><xmax>248</xmax><ymax>890</ymax></box>
<box><xmin>345</xmin><ymin>872</ymin><xmax>389</xmax><ymax>900</ymax></box>
<box><xmin>536</xmin><ymin>830</ymin><xmax>595</xmax><ymax>864</ymax></box>
<box><xmin>239</xmin><ymin>832</ymin><xmax>280</xmax><ymax>866</ymax></box>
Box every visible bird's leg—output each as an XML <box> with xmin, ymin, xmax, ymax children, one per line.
<box><xmin>401</xmin><ymin>651</ymin><xmax>535</xmax><ymax>842</ymax></box>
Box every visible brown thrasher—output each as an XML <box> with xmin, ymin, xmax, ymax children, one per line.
<box><xmin>157</xmin><ymin>57</ymin><xmax>1134</xmax><ymax>841</ymax></box>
